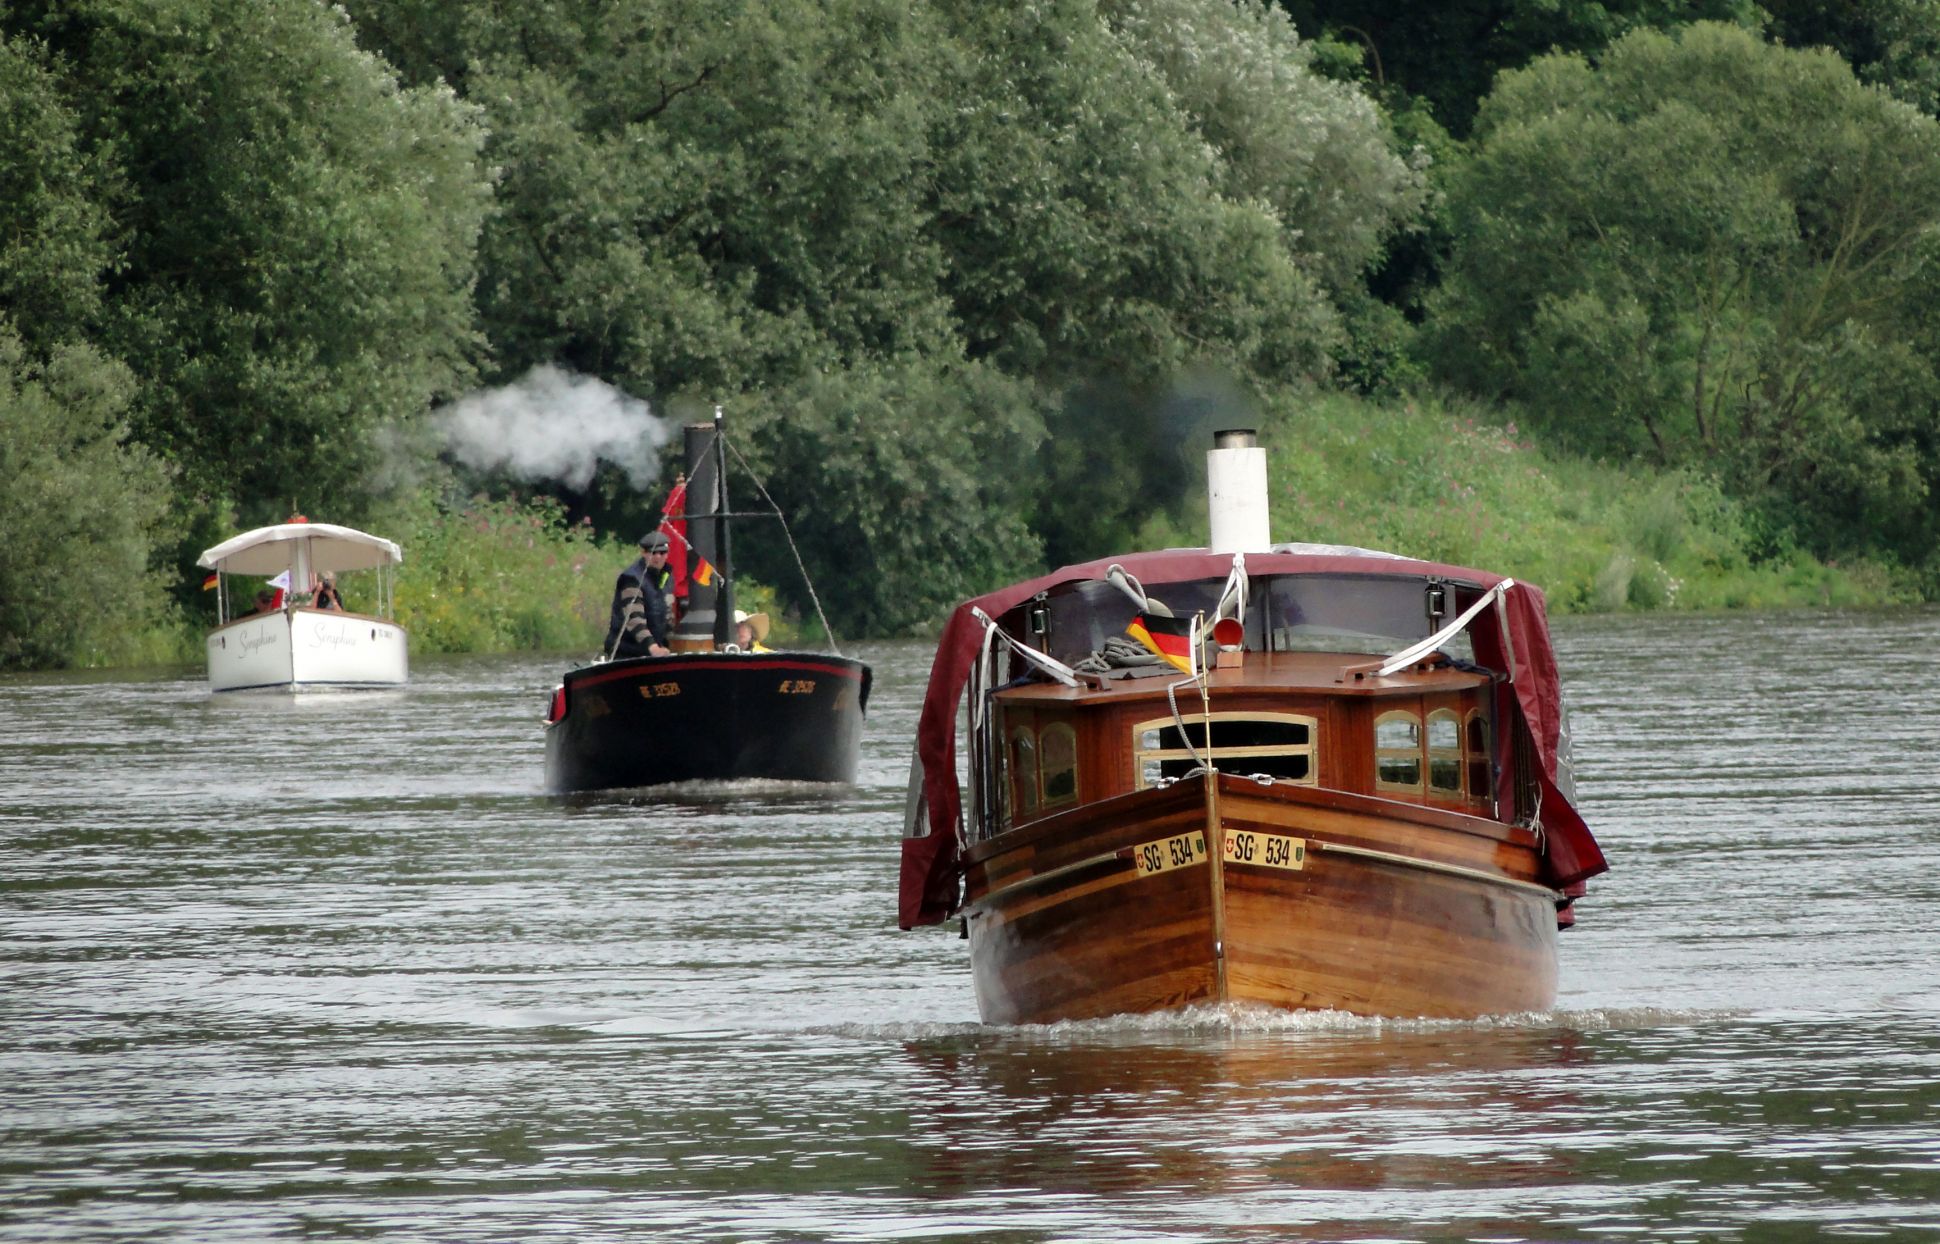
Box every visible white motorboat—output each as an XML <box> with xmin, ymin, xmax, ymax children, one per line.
<box><xmin>196</xmin><ymin>522</ymin><xmax>408</xmax><ymax>692</ymax></box>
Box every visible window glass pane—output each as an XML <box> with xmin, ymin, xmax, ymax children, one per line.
<box><xmin>1378</xmin><ymin>756</ymin><xmax>1421</xmax><ymax>786</ymax></box>
<box><xmin>1040</xmin><ymin>724</ymin><xmax>1078</xmax><ymax>806</ymax></box>
<box><xmin>1236</xmin><ymin>753</ymin><xmax>1311</xmax><ymax>782</ymax></box>
<box><xmin>1427</xmin><ymin>712</ymin><xmax>1460</xmax><ymax>750</ymax></box>
<box><xmin>1430</xmin><ymin>757</ymin><xmax>1462</xmax><ymax>791</ymax></box>
<box><xmin>1376</xmin><ymin>715</ymin><xmax>1419</xmax><ymax>750</ymax></box>
<box><xmin>1010</xmin><ymin>729</ymin><xmax>1038</xmax><ymax>816</ymax></box>
<box><xmin>1206</xmin><ymin>719</ymin><xmax>1310</xmax><ymax>749</ymax></box>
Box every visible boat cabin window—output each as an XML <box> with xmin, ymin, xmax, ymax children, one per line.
<box><xmin>1035</xmin><ymin>579</ymin><xmax>1234</xmax><ymax>668</ymax></box>
<box><xmin>1000</xmin><ymin>719</ymin><xmax>1079</xmax><ymax>824</ymax></box>
<box><xmin>1014</xmin><ymin>571</ymin><xmax>1488</xmax><ymax>672</ymax></box>
<box><xmin>1428</xmin><ymin>709</ymin><xmax>1463</xmax><ymax>793</ymax></box>
<box><xmin>1375</xmin><ymin>711</ymin><xmax>1422</xmax><ymax>790</ymax></box>
<box><xmin>1263</xmin><ymin>574</ymin><xmax>1477</xmax><ymax>660</ymax></box>
<box><xmin>1040</xmin><ymin>723</ymin><xmax>1078</xmax><ymax>807</ymax></box>
<box><xmin>1466</xmin><ymin>711</ymin><xmax>1491</xmax><ymax>800</ymax></box>
<box><xmin>1376</xmin><ymin>706</ymin><xmax>1493</xmax><ymax>804</ymax></box>
<box><xmin>1008</xmin><ymin>727</ymin><xmax>1038</xmax><ymax>820</ymax></box>
<box><xmin>1133</xmin><ymin>712</ymin><xmax>1317</xmax><ymax>789</ymax></box>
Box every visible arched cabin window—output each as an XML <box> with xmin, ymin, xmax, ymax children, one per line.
<box><xmin>1009</xmin><ymin>727</ymin><xmax>1038</xmax><ymax>820</ymax></box>
<box><xmin>1133</xmin><ymin>712</ymin><xmax>1318</xmax><ymax>789</ymax></box>
<box><xmin>1427</xmin><ymin>709</ymin><xmax>1463</xmax><ymax>794</ymax></box>
<box><xmin>1374</xmin><ymin>711</ymin><xmax>1422</xmax><ymax>791</ymax></box>
<box><xmin>1465</xmin><ymin>710</ymin><xmax>1492</xmax><ymax>805</ymax></box>
<box><xmin>1040</xmin><ymin>723</ymin><xmax>1079</xmax><ymax>808</ymax></box>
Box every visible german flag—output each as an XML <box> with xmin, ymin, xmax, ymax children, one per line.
<box><xmin>200</xmin><ymin>573</ymin><xmax>218</xmax><ymax>591</ymax></box>
<box><xmin>1127</xmin><ymin>611</ymin><xmax>1193</xmax><ymax>673</ymax></box>
<box><xmin>691</xmin><ymin>557</ymin><xmax>717</xmax><ymax>586</ymax></box>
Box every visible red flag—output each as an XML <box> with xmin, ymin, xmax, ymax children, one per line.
<box><xmin>1127</xmin><ymin>612</ymin><xmax>1194</xmax><ymax>673</ymax></box>
<box><xmin>660</xmin><ymin>475</ymin><xmax>689</xmax><ymax>601</ymax></box>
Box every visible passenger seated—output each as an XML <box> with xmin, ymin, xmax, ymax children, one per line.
<box><xmin>733</xmin><ymin>609</ymin><xmax>772</xmax><ymax>653</ymax></box>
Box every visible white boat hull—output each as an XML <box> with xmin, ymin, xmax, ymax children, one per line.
<box><xmin>206</xmin><ymin>607</ymin><xmax>408</xmax><ymax>692</ymax></box>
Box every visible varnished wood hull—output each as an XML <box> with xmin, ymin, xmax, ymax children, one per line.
<box><xmin>963</xmin><ymin>774</ymin><xmax>1558</xmax><ymax>1024</ymax></box>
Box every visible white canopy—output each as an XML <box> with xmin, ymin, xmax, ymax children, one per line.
<box><xmin>197</xmin><ymin>523</ymin><xmax>403</xmax><ymax>575</ymax></box>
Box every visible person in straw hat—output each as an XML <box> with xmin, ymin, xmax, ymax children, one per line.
<box><xmin>732</xmin><ymin>609</ymin><xmax>772</xmax><ymax>653</ymax></box>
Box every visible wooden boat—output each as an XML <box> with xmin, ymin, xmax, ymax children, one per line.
<box><xmin>542</xmin><ymin>410</ymin><xmax>871</xmax><ymax>792</ymax></box>
<box><xmin>899</xmin><ymin>430</ymin><xmax>1606</xmax><ymax>1023</ymax></box>
<box><xmin>196</xmin><ymin>522</ymin><xmax>407</xmax><ymax>693</ymax></box>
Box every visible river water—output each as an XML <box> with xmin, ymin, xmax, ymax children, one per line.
<box><xmin>2</xmin><ymin>609</ymin><xmax>1937</xmax><ymax>1242</ymax></box>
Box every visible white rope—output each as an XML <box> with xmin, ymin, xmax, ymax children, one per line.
<box><xmin>971</xmin><ymin>612</ymin><xmax>1000</xmax><ymax>734</ymax></box>
<box><xmin>1215</xmin><ymin>551</ymin><xmax>1248</xmax><ymax>623</ymax></box>
<box><xmin>1106</xmin><ymin>564</ymin><xmax>1155</xmax><ymax>612</ymax></box>
<box><xmin>1376</xmin><ymin>580</ymin><xmax>1514</xmax><ymax>676</ymax></box>
<box><xmin>970</xmin><ymin>607</ymin><xmax>1083</xmax><ymax>687</ymax></box>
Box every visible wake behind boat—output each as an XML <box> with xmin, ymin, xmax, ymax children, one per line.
<box><xmin>899</xmin><ymin>429</ymin><xmax>1606</xmax><ymax>1024</ymax></box>
<box><xmin>197</xmin><ymin>521</ymin><xmax>407</xmax><ymax>693</ymax></box>
<box><xmin>543</xmin><ymin>410</ymin><xmax>871</xmax><ymax>793</ymax></box>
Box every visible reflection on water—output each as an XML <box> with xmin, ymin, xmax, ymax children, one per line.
<box><xmin>3</xmin><ymin>614</ymin><xmax>1940</xmax><ymax>1241</ymax></box>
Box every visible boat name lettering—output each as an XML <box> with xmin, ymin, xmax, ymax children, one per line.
<box><xmin>1223</xmin><ymin>830</ymin><xmax>1306</xmax><ymax>872</ymax></box>
<box><xmin>306</xmin><ymin>619</ymin><xmax>359</xmax><ymax>650</ymax></box>
<box><xmin>1133</xmin><ymin>831</ymin><xmax>1207</xmax><ymax>877</ymax></box>
<box><xmin>238</xmin><ymin>630</ymin><xmax>280</xmax><ymax>657</ymax></box>
<box><xmin>638</xmin><ymin>682</ymin><xmax>682</xmax><ymax>699</ymax></box>
<box><xmin>779</xmin><ymin>679</ymin><xmax>817</xmax><ymax>695</ymax></box>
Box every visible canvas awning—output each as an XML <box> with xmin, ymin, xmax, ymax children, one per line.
<box><xmin>197</xmin><ymin>523</ymin><xmax>403</xmax><ymax>575</ymax></box>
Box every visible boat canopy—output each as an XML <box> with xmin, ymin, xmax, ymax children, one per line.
<box><xmin>197</xmin><ymin>523</ymin><xmax>403</xmax><ymax>575</ymax></box>
<box><xmin>899</xmin><ymin>544</ymin><xmax>1608</xmax><ymax>929</ymax></box>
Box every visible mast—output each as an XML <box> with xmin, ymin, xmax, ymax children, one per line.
<box><xmin>712</xmin><ymin>405</ymin><xmax>735</xmax><ymax>649</ymax></box>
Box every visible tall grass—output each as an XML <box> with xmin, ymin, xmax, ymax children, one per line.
<box><xmin>373</xmin><ymin>491</ymin><xmax>618</xmax><ymax>654</ymax></box>
<box><xmin>1137</xmin><ymin>390</ymin><xmax>1916</xmax><ymax>613</ymax></box>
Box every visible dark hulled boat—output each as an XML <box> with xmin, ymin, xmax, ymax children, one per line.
<box><xmin>543</xmin><ymin>412</ymin><xmax>872</xmax><ymax>793</ymax></box>
<box><xmin>899</xmin><ymin>429</ymin><xmax>1606</xmax><ymax>1023</ymax></box>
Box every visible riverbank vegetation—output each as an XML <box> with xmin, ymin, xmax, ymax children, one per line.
<box><xmin>3</xmin><ymin>1</ymin><xmax>1937</xmax><ymax>669</ymax></box>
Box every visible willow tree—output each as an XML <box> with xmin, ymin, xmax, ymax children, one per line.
<box><xmin>1429</xmin><ymin>21</ymin><xmax>1940</xmax><ymax>562</ymax></box>
<box><xmin>4</xmin><ymin>0</ymin><xmax>492</xmax><ymax>527</ymax></box>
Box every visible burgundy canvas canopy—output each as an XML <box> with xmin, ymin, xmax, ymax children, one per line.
<box><xmin>898</xmin><ymin>546</ymin><xmax>1607</xmax><ymax>929</ymax></box>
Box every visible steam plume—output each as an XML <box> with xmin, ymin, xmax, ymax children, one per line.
<box><xmin>438</xmin><ymin>365</ymin><xmax>671</xmax><ymax>488</ymax></box>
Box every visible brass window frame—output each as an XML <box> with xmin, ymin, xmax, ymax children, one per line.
<box><xmin>1131</xmin><ymin>710</ymin><xmax>1319</xmax><ymax>791</ymax></box>
<box><xmin>1374</xmin><ymin>709</ymin><xmax>1424</xmax><ymax>792</ymax></box>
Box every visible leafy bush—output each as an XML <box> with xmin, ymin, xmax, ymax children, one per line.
<box><xmin>374</xmin><ymin>489</ymin><xmax>616</xmax><ymax>655</ymax></box>
<box><xmin>0</xmin><ymin>333</ymin><xmax>183</xmax><ymax>669</ymax></box>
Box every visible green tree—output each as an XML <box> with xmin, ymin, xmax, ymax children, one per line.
<box><xmin>1429</xmin><ymin>21</ymin><xmax>1940</xmax><ymax>562</ymax></box>
<box><xmin>1762</xmin><ymin>0</ymin><xmax>1940</xmax><ymax>115</ymax></box>
<box><xmin>0</xmin><ymin>36</ymin><xmax>110</xmax><ymax>355</ymax></box>
<box><xmin>731</xmin><ymin>359</ymin><xmax>1046</xmax><ymax>636</ymax></box>
<box><xmin>5</xmin><ymin>0</ymin><xmax>491</xmax><ymax>524</ymax></box>
<box><xmin>0</xmin><ymin>331</ymin><xmax>176</xmax><ymax>669</ymax></box>
<box><xmin>1272</xmin><ymin>0</ymin><xmax>1758</xmax><ymax>137</ymax></box>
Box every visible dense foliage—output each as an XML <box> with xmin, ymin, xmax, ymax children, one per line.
<box><xmin>1429</xmin><ymin>23</ymin><xmax>1940</xmax><ymax>573</ymax></box>
<box><xmin>1</xmin><ymin>1</ymin><xmax>1937</xmax><ymax>668</ymax></box>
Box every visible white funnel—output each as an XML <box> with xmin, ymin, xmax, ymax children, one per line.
<box><xmin>1207</xmin><ymin>428</ymin><xmax>1270</xmax><ymax>553</ymax></box>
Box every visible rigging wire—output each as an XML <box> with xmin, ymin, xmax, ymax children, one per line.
<box><xmin>722</xmin><ymin>432</ymin><xmax>845</xmax><ymax>657</ymax></box>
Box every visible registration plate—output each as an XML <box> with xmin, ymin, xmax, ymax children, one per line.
<box><xmin>1223</xmin><ymin>829</ymin><xmax>1306</xmax><ymax>872</ymax></box>
<box><xmin>1132</xmin><ymin>831</ymin><xmax>1208</xmax><ymax>877</ymax></box>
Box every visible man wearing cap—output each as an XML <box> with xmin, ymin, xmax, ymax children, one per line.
<box><xmin>605</xmin><ymin>531</ymin><xmax>673</xmax><ymax>659</ymax></box>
